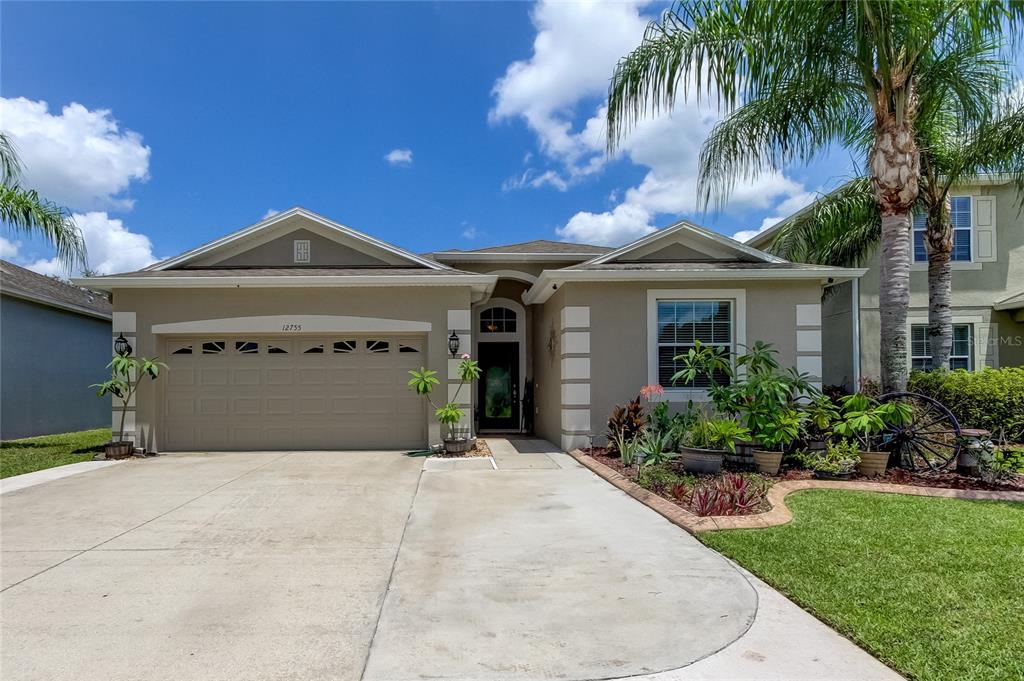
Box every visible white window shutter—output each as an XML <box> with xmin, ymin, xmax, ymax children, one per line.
<box><xmin>973</xmin><ymin>195</ymin><xmax>997</xmax><ymax>262</ymax></box>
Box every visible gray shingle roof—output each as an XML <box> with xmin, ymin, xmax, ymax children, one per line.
<box><xmin>1</xmin><ymin>259</ymin><xmax>112</xmax><ymax>317</ymax></box>
<box><xmin>567</xmin><ymin>261</ymin><xmax>841</xmax><ymax>272</ymax></box>
<box><xmin>438</xmin><ymin>239</ymin><xmax>611</xmax><ymax>255</ymax></box>
<box><xmin>86</xmin><ymin>266</ymin><xmax>482</xmax><ymax>279</ymax></box>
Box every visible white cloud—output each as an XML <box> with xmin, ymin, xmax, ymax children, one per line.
<box><xmin>0</xmin><ymin>236</ymin><xmax>21</xmax><ymax>259</ymax></box>
<box><xmin>461</xmin><ymin>224</ymin><xmax>481</xmax><ymax>240</ymax></box>
<box><xmin>23</xmin><ymin>211</ymin><xmax>157</xmax><ymax>277</ymax></box>
<box><xmin>493</xmin><ymin>1</ymin><xmax>815</xmax><ymax>247</ymax></box>
<box><xmin>384</xmin><ymin>148</ymin><xmax>413</xmax><ymax>165</ymax></box>
<box><xmin>732</xmin><ymin>190</ymin><xmax>818</xmax><ymax>243</ymax></box>
<box><xmin>0</xmin><ymin>97</ymin><xmax>150</xmax><ymax>211</ymax></box>
<box><xmin>263</xmin><ymin>208</ymin><xmax>280</xmax><ymax>219</ymax></box>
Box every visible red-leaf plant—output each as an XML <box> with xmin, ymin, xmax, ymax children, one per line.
<box><xmin>690</xmin><ymin>472</ymin><xmax>767</xmax><ymax>517</ymax></box>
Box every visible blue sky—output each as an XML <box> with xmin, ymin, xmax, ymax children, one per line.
<box><xmin>2</xmin><ymin>2</ymin><xmax>878</xmax><ymax>274</ymax></box>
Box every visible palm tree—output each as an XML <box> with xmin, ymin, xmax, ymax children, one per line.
<box><xmin>0</xmin><ymin>132</ymin><xmax>85</xmax><ymax>271</ymax></box>
<box><xmin>768</xmin><ymin>100</ymin><xmax>1024</xmax><ymax>369</ymax></box>
<box><xmin>606</xmin><ymin>0</ymin><xmax>1021</xmax><ymax>391</ymax></box>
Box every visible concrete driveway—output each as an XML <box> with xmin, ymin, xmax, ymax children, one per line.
<box><xmin>1</xmin><ymin>443</ymin><xmax>896</xmax><ymax>681</ymax></box>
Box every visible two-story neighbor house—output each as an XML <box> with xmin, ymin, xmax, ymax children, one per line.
<box><xmin>749</xmin><ymin>175</ymin><xmax>1024</xmax><ymax>390</ymax></box>
<box><xmin>74</xmin><ymin>207</ymin><xmax>862</xmax><ymax>453</ymax></box>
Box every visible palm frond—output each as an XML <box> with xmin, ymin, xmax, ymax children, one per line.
<box><xmin>767</xmin><ymin>177</ymin><xmax>879</xmax><ymax>267</ymax></box>
<box><xmin>0</xmin><ymin>132</ymin><xmax>22</xmax><ymax>187</ymax></box>
<box><xmin>0</xmin><ymin>185</ymin><xmax>86</xmax><ymax>271</ymax></box>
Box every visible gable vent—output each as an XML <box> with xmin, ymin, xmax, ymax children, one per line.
<box><xmin>293</xmin><ymin>239</ymin><xmax>311</xmax><ymax>264</ymax></box>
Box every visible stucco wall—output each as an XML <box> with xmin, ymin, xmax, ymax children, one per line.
<box><xmin>211</xmin><ymin>228</ymin><xmax>391</xmax><ymax>267</ymax></box>
<box><xmin>531</xmin><ymin>286</ymin><xmax>565</xmax><ymax>445</ymax></box>
<box><xmin>1</xmin><ymin>295</ymin><xmax>111</xmax><ymax>439</ymax></box>
<box><xmin>555</xmin><ymin>280</ymin><xmax>825</xmax><ymax>446</ymax></box>
<box><xmin>112</xmin><ymin>286</ymin><xmax>473</xmax><ymax>451</ymax></box>
<box><xmin>855</xmin><ymin>182</ymin><xmax>1023</xmax><ymax>378</ymax></box>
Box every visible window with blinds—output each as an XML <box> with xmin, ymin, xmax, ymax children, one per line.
<box><xmin>656</xmin><ymin>300</ymin><xmax>732</xmax><ymax>388</ymax></box>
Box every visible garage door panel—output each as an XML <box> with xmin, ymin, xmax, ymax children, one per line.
<box><xmin>199</xmin><ymin>397</ymin><xmax>228</xmax><ymax>415</ymax></box>
<box><xmin>232</xmin><ymin>368</ymin><xmax>261</xmax><ymax>385</ymax></box>
<box><xmin>164</xmin><ymin>334</ymin><xmax>427</xmax><ymax>451</ymax></box>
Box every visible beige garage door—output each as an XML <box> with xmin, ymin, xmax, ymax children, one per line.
<box><xmin>162</xmin><ymin>335</ymin><xmax>427</xmax><ymax>451</ymax></box>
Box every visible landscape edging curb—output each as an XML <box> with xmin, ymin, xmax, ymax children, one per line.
<box><xmin>567</xmin><ymin>449</ymin><xmax>1024</xmax><ymax>533</ymax></box>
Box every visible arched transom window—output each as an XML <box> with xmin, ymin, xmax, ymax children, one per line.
<box><xmin>480</xmin><ymin>306</ymin><xmax>517</xmax><ymax>333</ymax></box>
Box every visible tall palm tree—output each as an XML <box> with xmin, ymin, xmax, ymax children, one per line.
<box><xmin>0</xmin><ymin>132</ymin><xmax>85</xmax><ymax>271</ymax></box>
<box><xmin>769</xmin><ymin>101</ymin><xmax>1024</xmax><ymax>369</ymax></box>
<box><xmin>606</xmin><ymin>0</ymin><xmax>1021</xmax><ymax>392</ymax></box>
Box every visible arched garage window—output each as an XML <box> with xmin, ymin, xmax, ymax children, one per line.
<box><xmin>480</xmin><ymin>307</ymin><xmax>516</xmax><ymax>333</ymax></box>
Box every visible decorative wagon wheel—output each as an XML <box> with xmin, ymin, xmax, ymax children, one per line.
<box><xmin>878</xmin><ymin>392</ymin><xmax>961</xmax><ymax>472</ymax></box>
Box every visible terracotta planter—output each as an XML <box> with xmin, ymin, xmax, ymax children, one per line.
<box><xmin>678</xmin><ymin>447</ymin><xmax>724</xmax><ymax>474</ymax></box>
<box><xmin>104</xmin><ymin>441</ymin><xmax>134</xmax><ymax>459</ymax></box>
<box><xmin>753</xmin><ymin>450</ymin><xmax>783</xmax><ymax>475</ymax></box>
<box><xmin>858</xmin><ymin>451</ymin><xmax>889</xmax><ymax>478</ymax></box>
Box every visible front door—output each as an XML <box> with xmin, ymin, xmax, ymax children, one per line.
<box><xmin>477</xmin><ymin>342</ymin><xmax>519</xmax><ymax>431</ymax></box>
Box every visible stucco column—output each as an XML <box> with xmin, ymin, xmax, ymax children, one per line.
<box><xmin>111</xmin><ymin>311</ymin><xmax>137</xmax><ymax>444</ymax></box>
<box><xmin>446</xmin><ymin>309</ymin><xmax>473</xmax><ymax>440</ymax></box>
<box><xmin>795</xmin><ymin>304</ymin><xmax>823</xmax><ymax>392</ymax></box>
<box><xmin>559</xmin><ymin>306</ymin><xmax>591</xmax><ymax>451</ymax></box>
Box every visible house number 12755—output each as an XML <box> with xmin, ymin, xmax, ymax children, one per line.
<box><xmin>281</xmin><ymin>324</ymin><xmax>302</xmax><ymax>331</ymax></box>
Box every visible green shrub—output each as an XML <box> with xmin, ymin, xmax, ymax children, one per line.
<box><xmin>908</xmin><ymin>368</ymin><xmax>1024</xmax><ymax>441</ymax></box>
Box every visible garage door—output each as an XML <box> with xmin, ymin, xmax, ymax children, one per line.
<box><xmin>162</xmin><ymin>335</ymin><xmax>427</xmax><ymax>451</ymax></box>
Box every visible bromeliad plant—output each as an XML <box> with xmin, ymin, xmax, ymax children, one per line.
<box><xmin>408</xmin><ymin>355</ymin><xmax>481</xmax><ymax>445</ymax></box>
<box><xmin>682</xmin><ymin>414</ymin><xmax>751</xmax><ymax>454</ymax></box>
<box><xmin>92</xmin><ymin>354</ymin><xmax>167</xmax><ymax>455</ymax></box>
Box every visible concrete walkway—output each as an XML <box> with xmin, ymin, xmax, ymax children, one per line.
<box><xmin>0</xmin><ymin>459</ymin><xmax>122</xmax><ymax>495</ymax></box>
<box><xmin>0</xmin><ymin>443</ymin><xmax>899</xmax><ymax>681</ymax></box>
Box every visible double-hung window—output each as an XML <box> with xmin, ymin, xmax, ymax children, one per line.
<box><xmin>913</xmin><ymin>196</ymin><xmax>972</xmax><ymax>263</ymax></box>
<box><xmin>656</xmin><ymin>300</ymin><xmax>733</xmax><ymax>389</ymax></box>
<box><xmin>910</xmin><ymin>323</ymin><xmax>973</xmax><ymax>371</ymax></box>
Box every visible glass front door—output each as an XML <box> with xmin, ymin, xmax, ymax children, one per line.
<box><xmin>477</xmin><ymin>342</ymin><xmax>519</xmax><ymax>431</ymax></box>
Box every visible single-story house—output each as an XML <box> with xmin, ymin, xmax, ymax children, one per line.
<box><xmin>75</xmin><ymin>207</ymin><xmax>863</xmax><ymax>452</ymax></box>
<box><xmin>1</xmin><ymin>259</ymin><xmax>112</xmax><ymax>439</ymax></box>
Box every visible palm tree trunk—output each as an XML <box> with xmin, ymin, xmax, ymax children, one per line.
<box><xmin>926</xmin><ymin>201</ymin><xmax>952</xmax><ymax>370</ymax></box>
<box><xmin>870</xmin><ymin>116</ymin><xmax>919</xmax><ymax>393</ymax></box>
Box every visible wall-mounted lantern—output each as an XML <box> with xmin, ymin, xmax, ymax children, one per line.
<box><xmin>114</xmin><ymin>333</ymin><xmax>133</xmax><ymax>357</ymax></box>
<box><xmin>448</xmin><ymin>331</ymin><xmax>460</xmax><ymax>358</ymax></box>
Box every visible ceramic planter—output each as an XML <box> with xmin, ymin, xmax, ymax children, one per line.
<box><xmin>103</xmin><ymin>441</ymin><xmax>134</xmax><ymax>459</ymax></box>
<box><xmin>443</xmin><ymin>437</ymin><xmax>474</xmax><ymax>456</ymax></box>
<box><xmin>753</xmin><ymin>450</ymin><xmax>783</xmax><ymax>475</ymax></box>
<box><xmin>858</xmin><ymin>451</ymin><xmax>889</xmax><ymax>477</ymax></box>
<box><xmin>678</xmin><ymin>446</ymin><xmax>725</xmax><ymax>474</ymax></box>
<box><xmin>726</xmin><ymin>440</ymin><xmax>759</xmax><ymax>469</ymax></box>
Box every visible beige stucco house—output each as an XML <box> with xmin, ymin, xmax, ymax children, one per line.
<box><xmin>77</xmin><ymin>207</ymin><xmax>863</xmax><ymax>452</ymax></box>
<box><xmin>748</xmin><ymin>175</ymin><xmax>1024</xmax><ymax>390</ymax></box>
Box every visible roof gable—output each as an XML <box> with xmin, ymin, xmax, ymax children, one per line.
<box><xmin>582</xmin><ymin>220</ymin><xmax>785</xmax><ymax>267</ymax></box>
<box><xmin>148</xmin><ymin>207</ymin><xmax>448</xmax><ymax>271</ymax></box>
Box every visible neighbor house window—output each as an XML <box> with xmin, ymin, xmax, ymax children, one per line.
<box><xmin>913</xmin><ymin>196</ymin><xmax>972</xmax><ymax>263</ymax></box>
<box><xmin>480</xmin><ymin>307</ymin><xmax>516</xmax><ymax>333</ymax></box>
<box><xmin>911</xmin><ymin>323</ymin><xmax>973</xmax><ymax>371</ymax></box>
<box><xmin>293</xmin><ymin>239</ymin><xmax>311</xmax><ymax>264</ymax></box>
<box><xmin>656</xmin><ymin>300</ymin><xmax>733</xmax><ymax>388</ymax></box>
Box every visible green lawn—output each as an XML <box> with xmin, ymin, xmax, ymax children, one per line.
<box><xmin>701</xmin><ymin>490</ymin><xmax>1024</xmax><ymax>681</ymax></box>
<box><xmin>0</xmin><ymin>429</ymin><xmax>112</xmax><ymax>478</ymax></box>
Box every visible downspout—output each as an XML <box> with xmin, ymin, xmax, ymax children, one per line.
<box><xmin>852</xmin><ymin>278</ymin><xmax>861</xmax><ymax>390</ymax></box>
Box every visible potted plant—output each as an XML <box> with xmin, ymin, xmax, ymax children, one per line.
<box><xmin>752</xmin><ymin>408</ymin><xmax>804</xmax><ymax>475</ymax></box>
<box><xmin>408</xmin><ymin>354</ymin><xmax>481</xmax><ymax>456</ymax></box>
<box><xmin>92</xmin><ymin>354</ymin><xmax>167</xmax><ymax>459</ymax></box>
<box><xmin>833</xmin><ymin>394</ymin><xmax>912</xmax><ymax>477</ymax></box>
<box><xmin>802</xmin><ymin>394</ymin><xmax>840</xmax><ymax>451</ymax></box>
<box><xmin>678</xmin><ymin>414</ymin><xmax>750</xmax><ymax>474</ymax></box>
<box><xmin>798</xmin><ymin>441</ymin><xmax>861</xmax><ymax>479</ymax></box>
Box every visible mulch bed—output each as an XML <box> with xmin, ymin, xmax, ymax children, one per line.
<box><xmin>582</xmin><ymin>446</ymin><xmax>1024</xmax><ymax>495</ymax></box>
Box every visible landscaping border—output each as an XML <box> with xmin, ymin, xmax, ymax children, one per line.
<box><xmin>568</xmin><ymin>449</ymin><xmax>1024</xmax><ymax>534</ymax></box>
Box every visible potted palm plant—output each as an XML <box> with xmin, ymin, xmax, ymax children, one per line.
<box><xmin>92</xmin><ymin>354</ymin><xmax>167</xmax><ymax>459</ymax></box>
<box><xmin>753</xmin><ymin>408</ymin><xmax>804</xmax><ymax>475</ymax></box>
<box><xmin>678</xmin><ymin>414</ymin><xmax>750</xmax><ymax>474</ymax></box>
<box><xmin>408</xmin><ymin>355</ymin><xmax>481</xmax><ymax>456</ymax></box>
